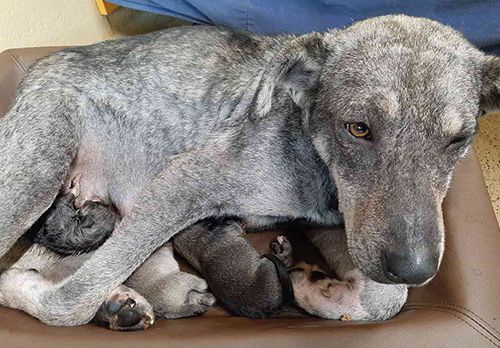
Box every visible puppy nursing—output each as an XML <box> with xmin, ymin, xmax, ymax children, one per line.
<box><xmin>33</xmin><ymin>189</ymin><xmax>407</xmax><ymax>323</ymax></box>
<box><xmin>34</xmin><ymin>179</ymin><xmax>119</xmax><ymax>255</ymax></box>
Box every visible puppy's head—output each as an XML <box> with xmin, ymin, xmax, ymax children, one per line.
<box><xmin>288</xmin><ymin>262</ymin><xmax>365</xmax><ymax>320</ymax></box>
<box><xmin>257</xmin><ymin>15</ymin><xmax>500</xmax><ymax>286</ymax></box>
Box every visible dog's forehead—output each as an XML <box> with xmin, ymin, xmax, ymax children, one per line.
<box><xmin>324</xmin><ymin>46</ymin><xmax>479</xmax><ymax>134</ymax></box>
<box><xmin>322</xmin><ymin>16</ymin><xmax>483</xmax><ymax>134</ymax></box>
<box><xmin>388</xmin><ymin>52</ymin><xmax>477</xmax><ymax>132</ymax></box>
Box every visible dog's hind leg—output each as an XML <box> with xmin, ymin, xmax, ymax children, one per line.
<box><xmin>0</xmin><ymin>86</ymin><xmax>80</xmax><ymax>258</ymax></box>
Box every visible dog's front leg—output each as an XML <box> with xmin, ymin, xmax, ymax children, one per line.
<box><xmin>0</xmin><ymin>143</ymin><xmax>239</xmax><ymax>326</ymax></box>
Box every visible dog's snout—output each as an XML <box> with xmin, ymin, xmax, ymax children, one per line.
<box><xmin>382</xmin><ymin>250</ymin><xmax>438</xmax><ymax>285</ymax></box>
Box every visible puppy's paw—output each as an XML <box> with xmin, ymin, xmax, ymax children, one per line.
<box><xmin>270</xmin><ymin>235</ymin><xmax>294</xmax><ymax>268</ymax></box>
<box><xmin>340</xmin><ymin>314</ymin><xmax>353</xmax><ymax>321</ymax></box>
<box><xmin>170</xmin><ymin>288</ymin><xmax>216</xmax><ymax>318</ymax></box>
<box><xmin>154</xmin><ymin>272</ymin><xmax>216</xmax><ymax>319</ymax></box>
<box><xmin>179</xmin><ymin>274</ymin><xmax>217</xmax><ymax>315</ymax></box>
<box><xmin>94</xmin><ymin>285</ymin><xmax>154</xmax><ymax>331</ymax></box>
<box><xmin>186</xmin><ymin>290</ymin><xmax>217</xmax><ymax>312</ymax></box>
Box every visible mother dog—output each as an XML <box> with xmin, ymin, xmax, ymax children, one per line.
<box><xmin>0</xmin><ymin>15</ymin><xmax>498</xmax><ymax>326</ymax></box>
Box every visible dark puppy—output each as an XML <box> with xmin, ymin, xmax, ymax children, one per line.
<box><xmin>172</xmin><ymin>220</ymin><xmax>294</xmax><ymax>318</ymax></box>
<box><xmin>34</xmin><ymin>181</ymin><xmax>120</xmax><ymax>255</ymax></box>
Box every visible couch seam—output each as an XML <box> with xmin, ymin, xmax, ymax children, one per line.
<box><xmin>6</xmin><ymin>50</ymin><xmax>28</xmax><ymax>75</ymax></box>
<box><xmin>404</xmin><ymin>303</ymin><xmax>499</xmax><ymax>342</ymax></box>
<box><xmin>403</xmin><ymin>305</ymin><xmax>499</xmax><ymax>346</ymax></box>
<box><xmin>405</xmin><ymin>300</ymin><xmax>500</xmax><ymax>336</ymax></box>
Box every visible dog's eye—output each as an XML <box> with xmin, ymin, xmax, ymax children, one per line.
<box><xmin>346</xmin><ymin>122</ymin><xmax>371</xmax><ymax>139</ymax></box>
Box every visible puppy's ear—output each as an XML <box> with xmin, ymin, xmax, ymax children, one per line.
<box><xmin>320</xmin><ymin>282</ymin><xmax>334</xmax><ymax>298</ymax></box>
<box><xmin>480</xmin><ymin>56</ymin><xmax>500</xmax><ymax>114</ymax></box>
<box><xmin>255</xmin><ymin>33</ymin><xmax>327</xmax><ymax>118</ymax></box>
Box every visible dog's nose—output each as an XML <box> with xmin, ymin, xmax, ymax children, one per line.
<box><xmin>382</xmin><ymin>251</ymin><xmax>437</xmax><ymax>285</ymax></box>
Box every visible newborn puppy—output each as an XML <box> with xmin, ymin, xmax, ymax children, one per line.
<box><xmin>34</xmin><ymin>181</ymin><xmax>119</xmax><ymax>255</ymax></box>
<box><xmin>173</xmin><ymin>220</ymin><xmax>294</xmax><ymax>318</ymax></box>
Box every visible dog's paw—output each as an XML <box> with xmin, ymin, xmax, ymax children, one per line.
<box><xmin>270</xmin><ymin>235</ymin><xmax>294</xmax><ymax>268</ymax></box>
<box><xmin>94</xmin><ymin>285</ymin><xmax>154</xmax><ymax>331</ymax></box>
<box><xmin>172</xmin><ymin>285</ymin><xmax>216</xmax><ymax>318</ymax></box>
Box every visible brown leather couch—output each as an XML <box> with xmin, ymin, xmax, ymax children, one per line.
<box><xmin>0</xmin><ymin>47</ymin><xmax>499</xmax><ymax>348</ymax></box>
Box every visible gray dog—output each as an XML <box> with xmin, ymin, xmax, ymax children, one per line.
<box><xmin>0</xmin><ymin>14</ymin><xmax>498</xmax><ymax>328</ymax></box>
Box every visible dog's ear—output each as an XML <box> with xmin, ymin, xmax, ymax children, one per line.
<box><xmin>255</xmin><ymin>33</ymin><xmax>327</xmax><ymax>118</ymax></box>
<box><xmin>480</xmin><ymin>56</ymin><xmax>500</xmax><ymax>114</ymax></box>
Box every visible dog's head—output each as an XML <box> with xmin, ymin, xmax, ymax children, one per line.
<box><xmin>257</xmin><ymin>15</ymin><xmax>499</xmax><ymax>286</ymax></box>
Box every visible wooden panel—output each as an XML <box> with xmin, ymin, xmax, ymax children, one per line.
<box><xmin>95</xmin><ymin>0</ymin><xmax>120</xmax><ymax>15</ymax></box>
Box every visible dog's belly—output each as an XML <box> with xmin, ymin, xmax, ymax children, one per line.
<box><xmin>61</xmin><ymin>103</ymin><xmax>228</xmax><ymax>216</ymax></box>
<box><xmin>63</xmin><ymin>134</ymin><xmax>160</xmax><ymax>217</ymax></box>
<box><xmin>63</xmin><ymin>142</ymin><xmax>121</xmax><ymax>213</ymax></box>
